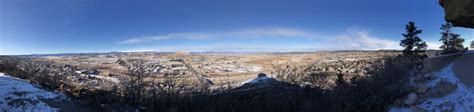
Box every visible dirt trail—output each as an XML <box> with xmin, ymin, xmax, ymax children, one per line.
<box><xmin>452</xmin><ymin>51</ymin><xmax>474</xmax><ymax>87</ymax></box>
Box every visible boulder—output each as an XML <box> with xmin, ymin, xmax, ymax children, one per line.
<box><xmin>419</xmin><ymin>80</ymin><xmax>458</xmax><ymax>102</ymax></box>
<box><xmin>426</xmin><ymin>80</ymin><xmax>457</xmax><ymax>98</ymax></box>
<box><xmin>416</xmin><ymin>84</ymin><xmax>428</xmax><ymax>94</ymax></box>
<box><xmin>439</xmin><ymin>0</ymin><xmax>474</xmax><ymax>28</ymax></box>
<box><xmin>404</xmin><ymin>92</ymin><xmax>418</xmax><ymax>105</ymax></box>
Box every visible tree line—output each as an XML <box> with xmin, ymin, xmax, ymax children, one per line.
<box><xmin>400</xmin><ymin>21</ymin><xmax>467</xmax><ymax>56</ymax></box>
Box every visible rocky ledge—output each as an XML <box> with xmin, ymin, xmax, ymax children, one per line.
<box><xmin>439</xmin><ymin>0</ymin><xmax>474</xmax><ymax>28</ymax></box>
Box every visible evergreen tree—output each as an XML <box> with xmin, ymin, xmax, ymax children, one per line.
<box><xmin>400</xmin><ymin>21</ymin><xmax>427</xmax><ymax>56</ymax></box>
<box><xmin>439</xmin><ymin>22</ymin><xmax>465</xmax><ymax>54</ymax></box>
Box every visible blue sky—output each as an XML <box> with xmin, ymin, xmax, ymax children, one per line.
<box><xmin>1</xmin><ymin>0</ymin><xmax>473</xmax><ymax>55</ymax></box>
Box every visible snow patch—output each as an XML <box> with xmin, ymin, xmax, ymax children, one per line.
<box><xmin>426</xmin><ymin>79</ymin><xmax>440</xmax><ymax>89</ymax></box>
<box><xmin>417</xmin><ymin>64</ymin><xmax>474</xmax><ymax>111</ymax></box>
<box><xmin>0</xmin><ymin>73</ymin><xmax>65</xmax><ymax>111</ymax></box>
<box><xmin>89</xmin><ymin>75</ymin><xmax>120</xmax><ymax>83</ymax></box>
<box><xmin>241</xmin><ymin>76</ymin><xmax>271</xmax><ymax>85</ymax></box>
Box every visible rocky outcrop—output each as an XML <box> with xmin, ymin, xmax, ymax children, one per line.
<box><xmin>404</xmin><ymin>92</ymin><xmax>418</xmax><ymax>105</ymax></box>
<box><xmin>439</xmin><ymin>0</ymin><xmax>474</xmax><ymax>28</ymax></box>
<box><xmin>419</xmin><ymin>80</ymin><xmax>458</xmax><ymax>100</ymax></box>
<box><xmin>391</xmin><ymin>61</ymin><xmax>474</xmax><ymax>111</ymax></box>
<box><xmin>415</xmin><ymin>84</ymin><xmax>428</xmax><ymax>94</ymax></box>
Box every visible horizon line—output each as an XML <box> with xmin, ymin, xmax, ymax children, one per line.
<box><xmin>0</xmin><ymin>49</ymin><xmax>448</xmax><ymax>56</ymax></box>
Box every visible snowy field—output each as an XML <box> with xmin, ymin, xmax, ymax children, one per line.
<box><xmin>0</xmin><ymin>73</ymin><xmax>66</xmax><ymax>112</ymax></box>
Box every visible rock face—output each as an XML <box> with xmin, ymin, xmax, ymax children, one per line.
<box><xmin>439</xmin><ymin>0</ymin><xmax>474</xmax><ymax>28</ymax></box>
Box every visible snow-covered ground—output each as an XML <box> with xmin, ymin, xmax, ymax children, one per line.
<box><xmin>89</xmin><ymin>75</ymin><xmax>120</xmax><ymax>83</ymax></box>
<box><xmin>391</xmin><ymin>63</ymin><xmax>474</xmax><ymax>112</ymax></box>
<box><xmin>241</xmin><ymin>75</ymin><xmax>271</xmax><ymax>85</ymax></box>
<box><xmin>0</xmin><ymin>73</ymin><xmax>66</xmax><ymax>112</ymax></box>
<box><xmin>417</xmin><ymin>64</ymin><xmax>474</xmax><ymax>111</ymax></box>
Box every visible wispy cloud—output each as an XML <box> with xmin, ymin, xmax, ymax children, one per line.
<box><xmin>118</xmin><ymin>38</ymin><xmax>144</xmax><ymax>44</ymax></box>
<box><xmin>321</xmin><ymin>28</ymin><xmax>401</xmax><ymax>50</ymax></box>
<box><xmin>119</xmin><ymin>27</ymin><xmax>402</xmax><ymax>51</ymax></box>
<box><xmin>117</xmin><ymin>27</ymin><xmax>320</xmax><ymax>44</ymax></box>
<box><xmin>121</xmin><ymin>42</ymin><xmax>316</xmax><ymax>52</ymax></box>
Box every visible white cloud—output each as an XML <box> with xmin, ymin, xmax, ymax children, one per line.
<box><xmin>117</xmin><ymin>38</ymin><xmax>144</xmax><ymax>44</ymax></box>
<box><xmin>123</xmin><ymin>42</ymin><xmax>316</xmax><ymax>52</ymax></box>
<box><xmin>321</xmin><ymin>28</ymin><xmax>401</xmax><ymax>50</ymax></box>
<box><xmin>120</xmin><ymin>49</ymin><xmax>158</xmax><ymax>52</ymax></box>
<box><xmin>117</xmin><ymin>27</ymin><xmax>320</xmax><ymax>44</ymax></box>
<box><xmin>227</xmin><ymin>28</ymin><xmax>319</xmax><ymax>39</ymax></box>
<box><xmin>119</xmin><ymin>27</ymin><xmax>402</xmax><ymax>51</ymax></box>
<box><xmin>427</xmin><ymin>41</ymin><xmax>442</xmax><ymax>50</ymax></box>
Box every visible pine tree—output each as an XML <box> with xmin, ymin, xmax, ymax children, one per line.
<box><xmin>439</xmin><ymin>22</ymin><xmax>465</xmax><ymax>54</ymax></box>
<box><xmin>400</xmin><ymin>21</ymin><xmax>427</xmax><ymax>56</ymax></box>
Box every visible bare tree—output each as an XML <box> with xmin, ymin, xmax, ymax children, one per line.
<box><xmin>121</xmin><ymin>59</ymin><xmax>149</xmax><ymax>107</ymax></box>
<box><xmin>272</xmin><ymin>63</ymin><xmax>304</xmax><ymax>84</ymax></box>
